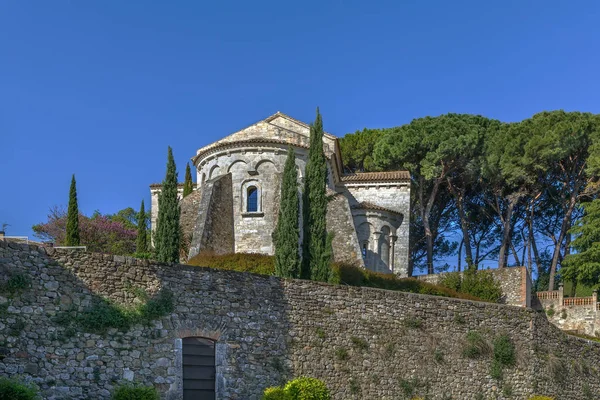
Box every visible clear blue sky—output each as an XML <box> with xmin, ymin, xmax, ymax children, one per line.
<box><xmin>2</xmin><ymin>1</ymin><xmax>600</xmax><ymax>238</ymax></box>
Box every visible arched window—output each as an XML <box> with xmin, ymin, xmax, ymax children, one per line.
<box><xmin>247</xmin><ymin>186</ymin><xmax>258</xmax><ymax>212</ymax></box>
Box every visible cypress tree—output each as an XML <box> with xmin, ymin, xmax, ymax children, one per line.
<box><xmin>136</xmin><ymin>199</ymin><xmax>148</xmax><ymax>254</ymax></box>
<box><xmin>274</xmin><ymin>147</ymin><xmax>301</xmax><ymax>278</ymax></box>
<box><xmin>154</xmin><ymin>146</ymin><xmax>180</xmax><ymax>263</ymax></box>
<box><xmin>183</xmin><ymin>163</ymin><xmax>194</xmax><ymax>198</ymax></box>
<box><xmin>301</xmin><ymin>108</ymin><xmax>331</xmax><ymax>282</ymax></box>
<box><xmin>65</xmin><ymin>174</ymin><xmax>80</xmax><ymax>246</ymax></box>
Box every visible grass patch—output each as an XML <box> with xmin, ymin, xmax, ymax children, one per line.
<box><xmin>0</xmin><ymin>273</ymin><xmax>31</xmax><ymax>296</ymax></box>
<box><xmin>335</xmin><ymin>348</ymin><xmax>349</xmax><ymax>361</ymax></box>
<box><xmin>403</xmin><ymin>316</ymin><xmax>423</xmax><ymax>329</ymax></box>
<box><xmin>187</xmin><ymin>254</ymin><xmax>489</xmax><ymax>302</ymax></box>
<box><xmin>316</xmin><ymin>327</ymin><xmax>326</xmax><ymax>339</ymax></box>
<box><xmin>187</xmin><ymin>252</ymin><xmax>275</xmax><ymax>275</ymax></box>
<box><xmin>53</xmin><ymin>288</ymin><xmax>174</xmax><ymax>335</ymax></box>
<box><xmin>350</xmin><ymin>336</ymin><xmax>368</xmax><ymax>351</ymax></box>
<box><xmin>462</xmin><ymin>331</ymin><xmax>490</xmax><ymax>359</ymax></box>
<box><xmin>0</xmin><ymin>376</ymin><xmax>38</xmax><ymax>400</ymax></box>
<box><xmin>332</xmin><ymin>263</ymin><xmax>487</xmax><ymax>302</ymax></box>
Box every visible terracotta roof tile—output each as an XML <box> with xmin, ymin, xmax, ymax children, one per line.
<box><xmin>192</xmin><ymin>138</ymin><xmax>310</xmax><ymax>165</ymax></box>
<box><xmin>351</xmin><ymin>202</ymin><xmax>403</xmax><ymax>216</ymax></box>
<box><xmin>340</xmin><ymin>171</ymin><xmax>410</xmax><ymax>183</ymax></box>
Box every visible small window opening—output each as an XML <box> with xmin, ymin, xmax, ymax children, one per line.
<box><xmin>247</xmin><ymin>187</ymin><xmax>258</xmax><ymax>212</ymax></box>
<box><xmin>362</xmin><ymin>243</ymin><xmax>367</xmax><ymax>259</ymax></box>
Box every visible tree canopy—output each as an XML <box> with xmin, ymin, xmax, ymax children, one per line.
<box><xmin>341</xmin><ymin>110</ymin><xmax>600</xmax><ymax>288</ymax></box>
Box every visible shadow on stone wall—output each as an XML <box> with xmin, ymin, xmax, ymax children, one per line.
<box><xmin>2</xmin><ymin>240</ymin><xmax>600</xmax><ymax>399</ymax></box>
<box><xmin>0</xmin><ymin>241</ymin><xmax>290</xmax><ymax>399</ymax></box>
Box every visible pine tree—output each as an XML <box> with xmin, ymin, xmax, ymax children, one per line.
<box><xmin>65</xmin><ymin>174</ymin><xmax>80</xmax><ymax>246</ymax></box>
<box><xmin>301</xmin><ymin>108</ymin><xmax>331</xmax><ymax>282</ymax></box>
<box><xmin>154</xmin><ymin>146</ymin><xmax>180</xmax><ymax>263</ymax></box>
<box><xmin>136</xmin><ymin>199</ymin><xmax>148</xmax><ymax>254</ymax></box>
<box><xmin>274</xmin><ymin>147</ymin><xmax>301</xmax><ymax>278</ymax></box>
<box><xmin>183</xmin><ymin>163</ymin><xmax>194</xmax><ymax>198</ymax></box>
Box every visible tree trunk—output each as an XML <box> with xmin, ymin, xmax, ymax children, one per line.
<box><xmin>421</xmin><ymin>177</ymin><xmax>442</xmax><ymax>275</ymax></box>
<box><xmin>456</xmin><ymin>197</ymin><xmax>474</xmax><ymax>267</ymax></box>
<box><xmin>548</xmin><ymin>196</ymin><xmax>577</xmax><ymax>290</ymax></box>
<box><xmin>498</xmin><ymin>198</ymin><xmax>517</xmax><ymax>268</ymax></box>
<box><xmin>457</xmin><ymin>239</ymin><xmax>463</xmax><ymax>272</ymax></box>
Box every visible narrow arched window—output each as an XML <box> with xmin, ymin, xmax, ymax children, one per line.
<box><xmin>247</xmin><ymin>186</ymin><xmax>258</xmax><ymax>212</ymax></box>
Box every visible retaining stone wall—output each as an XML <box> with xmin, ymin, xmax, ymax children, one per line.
<box><xmin>1</xmin><ymin>240</ymin><xmax>599</xmax><ymax>399</ymax></box>
<box><xmin>417</xmin><ymin>267</ymin><xmax>531</xmax><ymax>308</ymax></box>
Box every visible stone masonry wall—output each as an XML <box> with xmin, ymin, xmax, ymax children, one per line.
<box><xmin>326</xmin><ymin>194</ymin><xmax>364</xmax><ymax>267</ymax></box>
<box><xmin>1</xmin><ymin>241</ymin><xmax>600</xmax><ymax>399</ymax></box>
<box><xmin>417</xmin><ymin>266</ymin><xmax>532</xmax><ymax>308</ymax></box>
<box><xmin>188</xmin><ymin>173</ymin><xmax>234</xmax><ymax>258</ymax></box>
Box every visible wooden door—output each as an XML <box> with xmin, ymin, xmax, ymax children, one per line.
<box><xmin>182</xmin><ymin>337</ymin><xmax>216</xmax><ymax>400</ymax></box>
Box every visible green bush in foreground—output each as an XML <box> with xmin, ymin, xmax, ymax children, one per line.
<box><xmin>263</xmin><ymin>377</ymin><xmax>330</xmax><ymax>400</ymax></box>
<box><xmin>112</xmin><ymin>384</ymin><xmax>159</xmax><ymax>400</ymax></box>
<box><xmin>331</xmin><ymin>263</ymin><xmax>485</xmax><ymax>302</ymax></box>
<box><xmin>438</xmin><ymin>269</ymin><xmax>503</xmax><ymax>303</ymax></box>
<box><xmin>187</xmin><ymin>252</ymin><xmax>276</xmax><ymax>275</ymax></box>
<box><xmin>0</xmin><ymin>377</ymin><xmax>38</xmax><ymax>400</ymax></box>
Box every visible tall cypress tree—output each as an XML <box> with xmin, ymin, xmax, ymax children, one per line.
<box><xmin>183</xmin><ymin>163</ymin><xmax>194</xmax><ymax>198</ymax></box>
<box><xmin>274</xmin><ymin>147</ymin><xmax>301</xmax><ymax>278</ymax></box>
<box><xmin>302</xmin><ymin>108</ymin><xmax>331</xmax><ymax>282</ymax></box>
<box><xmin>154</xmin><ymin>146</ymin><xmax>180</xmax><ymax>263</ymax></box>
<box><xmin>65</xmin><ymin>174</ymin><xmax>80</xmax><ymax>246</ymax></box>
<box><xmin>136</xmin><ymin>199</ymin><xmax>148</xmax><ymax>254</ymax></box>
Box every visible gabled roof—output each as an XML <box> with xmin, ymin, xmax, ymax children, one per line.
<box><xmin>340</xmin><ymin>171</ymin><xmax>411</xmax><ymax>183</ymax></box>
<box><xmin>191</xmin><ymin>112</ymin><xmax>343</xmax><ymax>174</ymax></box>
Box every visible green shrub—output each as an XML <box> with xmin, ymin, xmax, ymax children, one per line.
<box><xmin>335</xmin><ymin>348</ymin><xmax>349</xmax><ymax>361</ymax></box>
<box><xmin>439</xmin><ymin>269</ymin><xmax>503</xmax><ymax>303</ymax></box>
<box><xmin>528</xmin><ymin>397</ymin><xmax>554</xmax><ymax>400</ymax></box>
<box><xmin>111</xmin><ymin>384</ymin><xmax>159</xmax><ymax>400</ymax></box>
<box><xmin>76</xmin><ymin>288</ymin><xmax>174</xmax><ymax>335</ymax></box>
<box><xmin>546</xmin><ymin>306</ymin><xmax>555</xmax><ymax>317</ymax></box>
<box><xmin>350</xmin><ymin>336</ymin><xmax>368</xmax><ymax>350</ymax></box>
<box><xmin>283</xmin><ymin>377</ymin><xmax>330</xmax><ymax>400</ymax></box>
<box><xmin>330</xmin><ymin>263</ymin><xmax>485</xmax><ymax>301</ymax></box>
<box><xmin>493</xmin><ymin>335</ymin><xmax>515</xmax><ymax>367</ymax></box>
<box><xmin>462</xmin><ymin>331</ymin><xmax>490</xmax><ymax>359</ymax></box>
<box><xmin>264</xmin><ymin>377</ymin><xmax>330</xmax><ymax>400</ymax></box>
<box><xmin>262</xmin><ymin>386</ymin><xmax>290</xmax><ymax>400</ymax></box>
<box><xmin>0</xmin><ymin>273</ymin><xmax>31</xmax><ymax>295</ymax></box>
<box><xmin>187</xmin><ymin>252</ymin><xmax>275</xmax><ymax>275</ymax></box>
<box><xmin>0</xmin><ymin>377</ymin><xmax>38</xmax><ymax>400</ymax></box>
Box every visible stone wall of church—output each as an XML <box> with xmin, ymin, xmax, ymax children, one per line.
<box><xmin>2</xmin><ymin>241</ymin><xmax>600</xmax><ymax>400</ymax></box>
<box><xmin>194</xmin><ymin>145</ymin><xmax>311</xmax><ymax>255</ymax></box>
<box><xmin>325</xmin><ymin>194</ymin><xmax>364</xmax><ymax>266</ymax></box>
<box><xmin>341</xmin><ymin>184</ymin><xmax>411</xmax><ymax>276</ymax></box>
<box><xmin>188</xmin><ymin>174</ymin><xmax>234</xmax><ymax>258</ymax></box>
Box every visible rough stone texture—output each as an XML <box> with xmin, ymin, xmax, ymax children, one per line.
<box><xmin>4</xmin><ymin>242</ymin><xmax>598</xmax><ymax>399</ymax></box>
<box><xmin>326</xmin><ymin>194</ymin><xmax>363</xmax><ymax>266</ymax></box>
<box><xmin>417</xmin><ymin>267</ymin><xmax>532</xmax><ymax>308</ymax></box>
<box><xmin>188</xmin><ymin>174</ymin><xmax>234</xmax><ymax>258</ymax></box>
<box><xmin>157</xmin><ymin>112</ymin><xmax>411</xmax><ymax>275</ymax></box>
<box><xmin>179</xmin><ymin>189</ymin><xmax>203</xmax><ymax>247</ymax></box>
<box><xmin>340</xmin><ymin>184</ymin><xmax>411</xmax><ymax>276</ymax></box>
<box><xmin>536</xmin><ymin>287</ymin><xmax>600</xmax><ymax>336</ymax></box>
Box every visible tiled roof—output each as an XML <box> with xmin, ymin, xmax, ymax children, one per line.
<box><xmin>191</xmin><ymin>138</ymin><xmax>311</xmax><ymax>165</ymax></box>
<box><xmin>351</xmin><ymin>202</ymin><xmax>403</xmax><ymax>216</ymax></box>
<box><xmin>340</xmin><ymin>171</ymin><xmax>410</xmax><ymax>183</ymax></box>
<box><xmin>149</xmin><ymin>183</ymin><xmax>198</xmax><ymax>189</ymax></box>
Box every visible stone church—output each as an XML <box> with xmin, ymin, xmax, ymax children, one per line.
<box><xmin>150</xmin><ymin>112</ymin><xmax>411</xmax><ymax>276</ymax></box>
